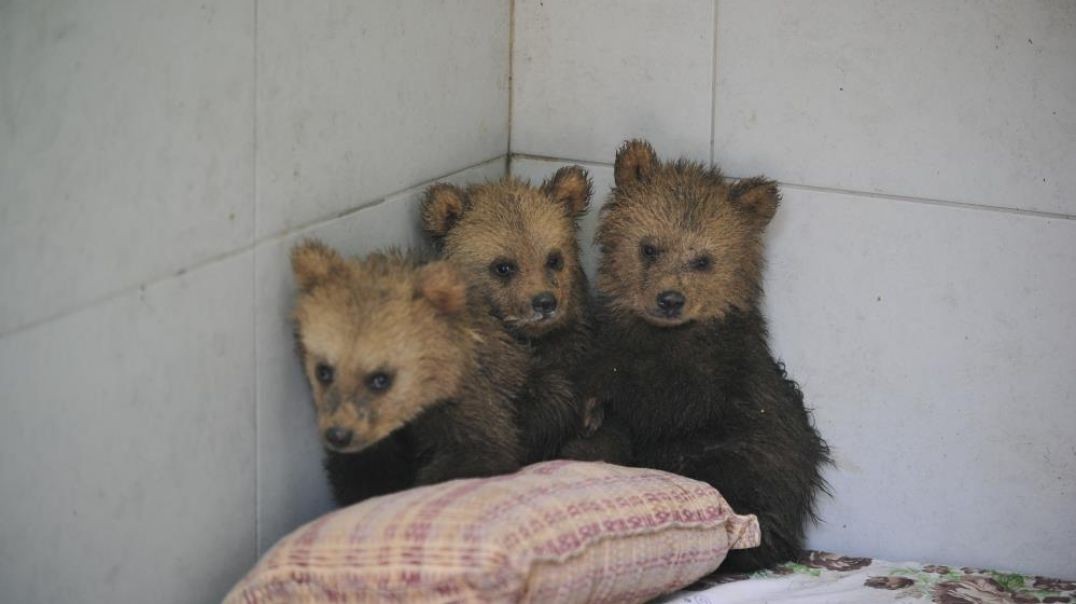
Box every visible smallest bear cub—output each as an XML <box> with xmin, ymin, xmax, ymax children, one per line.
<box><xmin>291</xmin><ymin>240</ymin><xmax>529</xmax><ymax>506</ymax></box>
<box><xmin>570</xmin><ymin>140</ymin><xmax>831</xmax><ymax>571</ymax></box>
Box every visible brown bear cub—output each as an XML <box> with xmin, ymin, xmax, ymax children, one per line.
<box><xmin>422</xmin><ymin>168</ymin><xmax>595</xmax><ymax>463</ymax></box>
<box><xmin>291</xmin><ymin>240</ymin><xmax>529</xmax><ymax>506</ymax></box>
<box><xmin>565</xmin><ymin>140</ymin><xmax>830</xmax><ymax>571</ymax></box>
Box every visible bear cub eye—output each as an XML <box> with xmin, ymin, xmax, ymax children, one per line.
<box><xmin>366</xmin><ymin>371</ymin><xmax>393</xmax><ymax>392</ymax></box>
<box><xmin>640</xmin><ymin>242</ymin><xmax>660</xmax><ymax>262</ymax></box>
<box><xmin>690</xmin><ymin>255</ymin><xmax>712</xmax><ymax>272</ymax></box>
<box><xmin>490</xmin><ymin>259</ymin><xmax>517</xmax><ymax>279</ymax></box>
<box><xmin>546</xmin><ymin>250</ymin><xmax>564</xmax><ymax>271</ymax></box>
<box><xmin>315</xmin><ymin>363</ymin><xmax>334</xmax><ymax>385</ymax></box>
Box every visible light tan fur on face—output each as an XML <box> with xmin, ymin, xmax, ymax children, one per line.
<box><xmin>291</xmin><ymin>242</ymin><xmax>476</xmax><ymax>452</ymax></box>
<box><xmin>598</xmin><ymin>139</ymin><xmax>779</xmax><ymax>326</ymax></box>
<box><xmin>423</xmin><ymin>169</ymin><xmax>591</xmax><ymax>337</ymax></box>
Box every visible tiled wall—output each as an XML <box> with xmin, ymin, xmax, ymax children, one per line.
<box><xmin>512</xmin><ymin>0</ymin><xmax>1076</xmax><ymax>577</ymax></box>
<box><xmin>3</xmin><ymin>1</ymin><xmax>1074</xmax><ymax>599</ymax></box>
<box><xmin>0</xmin><ymin>1</ymin><xmax>508</xmax><ymax>601</ymax></box>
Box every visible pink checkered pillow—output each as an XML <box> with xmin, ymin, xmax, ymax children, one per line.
<box><xmin>225</xmin><ymin>460</ymin><xmax>759</xmax><ymax>604</ymax></box>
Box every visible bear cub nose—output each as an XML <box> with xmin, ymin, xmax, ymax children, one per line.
<box><xmin>324</xmin><ymin>427</ymin><xmax>353</xmax><ymax>448</ymax></box>
<box><xmin>532</xmin><ymin>292</ymin><xmax>558</xmax><ymax>316</ymax></box>
<box><xmin>656</xmin><ymin>290</ymin><xmax>686</xmax><ymax>316</ymax></box>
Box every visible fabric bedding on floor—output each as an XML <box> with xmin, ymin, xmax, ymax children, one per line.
<box><xmin>659</xmin><ymin>550</ymin><xmax>1075</xmax><ymax>603</ymax></box>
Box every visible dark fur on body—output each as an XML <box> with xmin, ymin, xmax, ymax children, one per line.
<box><xmin>564</xmin><ymin>140</ymin><xmax>831</xmax><ymax>570</ymax></box>
<box><xmin>291</xmin><ymin>242</ymin><xmax>529</xmax><ymax>506</ymax></box>
<box><xmin>578</xmin><ymin>305</ymin><xmax>830</xmax><ymax>570</ymax></box>
<box><xmin>513</xmin><ymin>278</ymin><xmax>595</xmax><ymax>463</ymax></box>
<box><xmin>423</xmin><ymin>170</ymin><xmax>596</xmax><ymax>463</ymax></box>
<box><xmin>322</xmin><ymin>433</ymin><xmax>415</xmax><ymax>506</ymax></box>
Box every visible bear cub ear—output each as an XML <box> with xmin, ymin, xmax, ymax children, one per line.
<box><xmin>614</xmin><ymin>139</ymin><xmax>658</xmax><ymax>188</ymax></box>
<box><xmin>291</xmin><ymin>239</ymin><xmax>347</xmax><ymax>292</ymax></box>
<box><xmin>729</xmin><ymin>176</ymin><xmax>780</xmax><ymax>224</ymax></box>
<box><xmin>417</xmin><ymin>261</ymin><xmax>467</xmax><ymax>316</ymax></box>
<box><xmin>422</xmin><ymin>183</ymin><xmax>467</xmax><ymax>238</ymax></box>
<box><xmin>542</xmin><ymin>165</ymin><xmax>592</xmax><ymax>218</ymax></box>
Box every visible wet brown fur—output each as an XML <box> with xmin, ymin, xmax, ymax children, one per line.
<box><xmin>422</xmin><ymin>169</ymin><xmax>595</xmax><ymax>463</ymax></box>
<box><xmin>564</xmin><ymin>140</ymin><xmax>831</xmax><ymax>571</ymax></box>
<box><xmin>291</xmin><ymin>240</ymin><xmax>529</xmax><ymax>504</ymax></box>
<box><xmin>600</xmin><ymin>142</ymin><xmax>776</xmax><ymax>327</ymax></box>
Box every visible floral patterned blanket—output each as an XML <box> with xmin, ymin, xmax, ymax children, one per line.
<box><xmin>661</xmin><ymin>551</ymin><xmax>1075</xmax><ymax>604</ymax></box>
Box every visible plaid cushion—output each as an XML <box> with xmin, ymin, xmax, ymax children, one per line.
<box><xmin>225</xmin><ymin>460</ymin><xmax>760</xmax><ymax>603</ymax></box>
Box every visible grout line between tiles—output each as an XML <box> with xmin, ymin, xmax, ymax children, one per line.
<box><xmin>0</xmin><ymin>154</ymin><xmax>507</xmax><ymax>341</ymax></box>
<box><xmin>506</xmin><ymin>0</ymin><xmax>515</xmax><ymax>171</ymax></box>
<box><xmin>252</xmin><ymin>0</ymin><xmax>261</xmax><ymax>557</ymax></box>
<box><xmin>775</xmin><ymin>182</ymin><xmax>1076</xmax><ymax>221</ymax></box>
<box><xmin>511</xmin><ymin>152</ymin><xmax>615</xmax><ymax>168</ymax></box>
<box><xmin>509</xmin><ymin>152</ymin><xmax>1076</xmax><ymax>221</ymax></box>
<box><xmin>709</xmin><ymin>0</ymin><xmax>719</xmax><ymax>166</ymax></box>
<box><xmin>302</xmin><ymin>154</ymin><xmax>508</xmax><ymax>232</ymax></box>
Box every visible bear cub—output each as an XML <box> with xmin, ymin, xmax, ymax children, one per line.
<box><xmin>567</xmin><ymin>140</ymin><xmax>831</xmax><ymax>571</ymax></box>
<box><xmin>422</xmin><ymin>167</ymin><xmax>595</xmax><ymax>463</ymax></box>
<box><xmin>291</xmin><ymin>240</ymin><xmax>529</xmax><ymax>505</ymax></box>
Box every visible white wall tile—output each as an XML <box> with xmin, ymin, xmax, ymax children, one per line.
<box><xmin>763</xmin><ymin>189</ymin><xmax>1076</xmax><ymax>576</ymax></box>
<box><xmin>256</xmin><ymin>0</ymin><xmax>509</xmax><ymax>238</ymax></box>
<box><xmin>254</xmin><ymin>159</ymin><xmax>505</xmax><ymax>553</ymax></box>
<box><xmin>0</xmin><ymin>252</ymin><xmax>256</xmax><ymax>603</ymax></box>
<box><xmin>0</xmin><ymin>1</ymin><xmax>255</xmax><ymax>334</ymax></box>
<box><xmin>512</xmin><ymin>0</ymin><xmax>714</xmax><ymax>164</ymax></box>
<box><xmin>714</xmin><ymin>0</ymin><xmax>1076</xmax><ymax>215</ymax></box>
